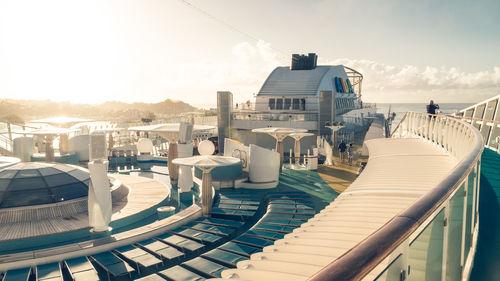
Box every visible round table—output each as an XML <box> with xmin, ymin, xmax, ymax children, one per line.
<box><xmin>11</xmin><ymin>127</ymin><xmax>80</xmax><ymax>162</ymax></box>
<box><xmin>173</xmin><ymin>155</ymin><xmax>240</xmax><ymax>216</ymax></box>
<box><xmin>289</xmin><ymin>132</ymin><xmax>314</xmax><ymax>165</ymax></box>
<box><xmin>251</xmin><ymin>127</ymin><xmax>307</xmax><ymax>170</ymax></box>
<box><xmin>146</xmin><ymin>123</ymin><xmax>214</xmax><ymax>189</ymax></box>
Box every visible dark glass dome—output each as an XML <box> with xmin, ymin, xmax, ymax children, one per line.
<box><xmin>0</xmin><ymin>163</ymin><xmax>91</xmax><ymax>208</ymax></box>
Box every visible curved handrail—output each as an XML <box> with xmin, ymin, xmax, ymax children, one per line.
<box><xmin>308</xmin><ymin>112</ymin><xmax>483</xmax><ymax>281</ymax></box>
<box><xmin>343</xmin><ymin>66</ymin><xmax>364</xmax><ymax>86</ymax></box>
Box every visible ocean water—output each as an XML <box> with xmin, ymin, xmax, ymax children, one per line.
<box><xmin>376</xmin><ymin>103</ymin><xmax>473</xmax><ymax>128</ymax></box>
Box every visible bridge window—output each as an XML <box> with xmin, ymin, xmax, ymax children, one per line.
<box><xmin>284</xmin><ymin>98</ymin><xmax>291</xmax><ymax>110</ymax></box>
<box><xmin>276</xmin><ymin>99</ymin><xmax>283</xmax><ymax>110</ymax></box>
<box><xmin>300</xmin><ymin>99</ymin><xmax>306</xmax><ymax>110</ymax></box>
<box><xmin>268</xmin><ymin>99</ymin><xmax>275</xmax><ymax>110</ymax></box>
<box><xmin>293</xmin><ymin>99</ymin><xmax>300</xmax><ymax>110</ymax></box>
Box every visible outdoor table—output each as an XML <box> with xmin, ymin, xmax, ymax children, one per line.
<box><xmin>251</xmin><ymin>127</ymin><xmax>307</xmax><ymax>170</ymax></box>
<box><xmin>11</xmin><ymin>127</ymin><xmax>80</xmax><ymax>162</ymax></box>
<box><xmin>173</xmin><ymin>155</ymin><xmax>240</xmax><ymax>216</ymax></box>
<box><xmin>129</xmin><ymin>123</ymin><xmax>214</xmax><ymax>189</ymax></box>
<box><xmin>289</xmin><ymin>132</ymin><xmax>314</xmax><ymax>165</ymax></box>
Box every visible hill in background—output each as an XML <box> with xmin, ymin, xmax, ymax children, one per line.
<box><xmin>0</xmin><ymin>99</ymin><xmax>198</xmax><ymax>124</ymax></box>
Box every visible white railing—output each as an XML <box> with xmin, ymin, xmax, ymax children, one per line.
<box><xmin>453</xmin><ymin>94</ymin><xmax>500</xmax><ymax>152</ymax></box>
<box><xmin>393</xmin><ymin>112</ymin><xmax>478</xmax><ymax>161</ymax></box>
<box><xmin>310</xmin><ymin>112</ymin><xmax>483</xmax><ymax>281</ymax></box>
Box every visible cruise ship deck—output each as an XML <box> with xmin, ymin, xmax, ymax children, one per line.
<box><xmin>0</xmin><ymin>108</ymin><xmax>489</xmax><ymax>281</ymax></box>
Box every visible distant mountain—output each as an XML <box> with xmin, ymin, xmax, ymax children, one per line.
<box><xmin>0</xmin><ymin>99</ymin><xmax>198</xmax><ymax>124</ymax></box>
<box><xmin>99</xmin><ymin>99</ymin><xmax>197</xmax><ymax>115</ymax></box>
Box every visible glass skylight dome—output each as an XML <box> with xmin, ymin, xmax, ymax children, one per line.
<box><xmin>0</xmin><ymin>163</ymin><xmax>92</xmax><ymax>208</ymax></box>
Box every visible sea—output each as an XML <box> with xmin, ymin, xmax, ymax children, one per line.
<box><xmin>376</xmin><ymin>103</ymin><xmax>473</xmax><ymax>129</ymax></box>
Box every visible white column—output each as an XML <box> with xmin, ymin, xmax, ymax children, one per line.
<box><xmin>201</xmin><ymin>167</ymin><xmax>214</xmax><ymax>216</ymax></box>
<box><xmin>168</xmin><ymin>142</ymin><xmax>178</xmax><ymax>185</ymax></box>
<box><xmin>324</xmin><ymin>139</ymin><xmax>333</xmax><ymax>165</ymax></box>
<box><xmin>177</xmin><ymin>143</ymin><xmax>194</xmax><ymax>192</ymax></box>
<box><xmin>294</xmin><ymin>138</ymin><xmax>301</xmax><ymax>165</ymax></box>
<box><xmin>88</xmin><ymin>160</ymin><xmax>112</xmax><ymax>232</ymax></box>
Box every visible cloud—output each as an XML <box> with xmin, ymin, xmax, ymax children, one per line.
<box><xmin>165</xmin><ymin>41</ymin><xmax>500</xmax><ymax>106</ymax></box>
<box><xmin>326</xmin><ymin>58</ymin><xmax>500</xmax><ymax>102</ymax></box>
<box><xmin>160</xmin><ymin>40</ymin><xmax>282</xmax><ymax>107</ymax></box>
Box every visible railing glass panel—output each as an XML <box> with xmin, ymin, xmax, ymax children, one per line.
<box><xmin>463</xmin><ymin>166</ymin><xmax>476</xmax><ymax>260</ymax></box>
<box><xmin>445</xmin><ymin>183</ymin><xmax>465</xmax><ymax>281</ymax></box>
<box><xmin>408</xmin><ymin>210</ymin><xmax>445</xmax><ymax>281</ymax></box>
<box><xmin>465</xmin><ymin>108</ymin><xmax>474</xmax><ymax>118</ymax></box>
<box><xmin>484</xmin><ymin>100</ymin><xmax>498</xmax><ymax>121</ymax></box>
<box><xmin>374</xmin><ymin>254</ymin><xmax>403</xmax><ymax>281</ymax></box>
<box><xmin>472</xmin><ymin>104</ymin><xmax>486</xmax><ymax>130</ymax></box>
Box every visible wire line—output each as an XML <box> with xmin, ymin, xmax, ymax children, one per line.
<box><xmin>177</xmin><ymin>0</ymin><xmax>288</xmax><ymax>57</ymax></box>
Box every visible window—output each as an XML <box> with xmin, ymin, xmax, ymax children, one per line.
<box><xmin>300</xmin><ymin>99</ymin><xmax>306</xmax><ymax>110</ymax></box>
<box><xmin>284</xmin><ymin>99</ymin><xmax>291</xmax><ymax>110</ymax></box>
<box><xmin>268</xmin><ymin>99</ymin><xmax>275</xmax><ymax>110</ymax></box>
<box><xmin>293</xmin><ymin>99</ymin><xmax>300</xmax><ymax>110</ymax></box>
<box><xmin>276</xmin><ymin>99</ymin><xmax>283</xmax><ymax>110</ymax></box>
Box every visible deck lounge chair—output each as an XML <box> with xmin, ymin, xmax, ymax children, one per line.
<box><xmin>202</xmin><ymin>249</ymin><xmax>247</xmax><ymax>268</ymax></box>
<box><xmin>90</xmin><ymin>251</ymin><xmax>135</xmax><ymax>281</ymax></box>
<box><xmin>182</xmin><ymin>257</ymin><xmax>229</xmax><ymax>278</ymax></box>
<box><xmin>155</xmin><ymin>233</ymin><xmax>205</xmax><ymax>253</ymax></box>
<box><xmin>36</xmin><ymin>262</ymin><xmax>62</xmax><ymax>281</ymax></box>
<box><xmin>64</xmin><ymin>256</ymin><xmax>100</xmax><ymax>281</ymax></box>
<box><xmin>136</xmin><ymin>239</ymin><xmax>184</xmax><ymax>264</ymax></box>
<box><xmin>218</xmin><ymin>242</ymin><xmax>261</xmax><ymax>257</ymax></box>
<box><xmin>158</xmin><ymin>265</ymin><xmax>204</xmax><ymax>281</ymax></box>
<box><xmin>1</xmin><ymin>267</ymin><xmax>31</xmax><ymax>281</ymax></box>
<box><xmin>113</xmin><ymin>245</ymin><xmax>162</xmax><ymax>274</ymax></box>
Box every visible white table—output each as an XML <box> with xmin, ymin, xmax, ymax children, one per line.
<box><xmin>289</xmin><ymin>132</ymin><xmax>314</xmax><ymax>165</ymax></box>
<box><xmin>130</xmin><ymin>123</ymin><xmax>214</xmax><ymax>190</ymax></box>
<box><xmin>252</xmin><ymin>127</ymin><xmax>307</xmax><ymax>170</ymax></box>
<box><xmin>173</xmin><ymin>155</ymin><xmax>241</xmax><ymax>216</ymax></box>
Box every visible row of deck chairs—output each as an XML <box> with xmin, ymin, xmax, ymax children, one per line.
<box><xmin>0</xmin><ymin>192</ymin><xmax>315</xmax><ymax>281</ymax></box>
<box><xmin>134</xmin><ymin>193</ymin><xmax>316</xmax><ymax>280</ymax></box>
<box><xmin>0</xmin><ymin>256</ymin><xmax>100</xmax><ymax>281</ymax></box>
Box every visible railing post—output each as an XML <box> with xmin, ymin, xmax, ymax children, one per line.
<box><xmin>441</xmin><ymin>201</ymin><xmax>451</xmax><ymax>281</ymax></box>
<box><xmin>461</xmin><ymin>175</ymin><xmax>469</xmax><ymax>267</ymax></box>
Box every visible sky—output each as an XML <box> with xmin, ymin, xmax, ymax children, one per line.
<box><xmin>0</xmin><ymin>0</ymin><xmax>499</xmax><ymax>108</ymax></box>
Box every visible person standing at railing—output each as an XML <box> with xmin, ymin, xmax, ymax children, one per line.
<box><xmin>347</xmin><ymin>143</ymin><xmax>354</xmax><ymax>166</ymax></box>
<box><xmin>426</xmin><ymin>100</ymin><xmax>440</xmax><ymax>117</ymax></box>
<box><xmin>338</xmin><ymin>139</ymin><xmax>347</xmax><ymax>163</ymax></box>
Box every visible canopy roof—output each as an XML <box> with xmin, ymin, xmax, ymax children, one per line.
<box><xmin>30</xmin><ymin>117</ymin><xmax>92</xmax><ymax>125</ymax></box>
<box><xmin>0</xmin><ymin>163</ymin><xmax>93</xmax><ymax>208</ymax></box>
<box><xmin>9</xmin><ymin>127</ymin><xmax>80</xmax><ymax>135</ymax></box>
<box><xmin>172</xmin><ymin>155</ymin><xmax>240</xmax><ymax>169</ymax></box>
<box><xmin>252</xmin><ymin>127</ymin><xmax>307</xmax><ymax>135</ymax></box>
<box><xmin>257</xmin><ymin>65</ymin><xmax>348</xmax><ymax>96</ymax></box>
<box><xmin>129</xmin><ymin>123</ymin><xmax>214</xmax><ymax>132</ymax></box>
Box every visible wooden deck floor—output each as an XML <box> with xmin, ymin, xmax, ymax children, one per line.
<box><xmin>0</xmin><ymin>174</ymin><xmax>170</xmax><ymax>242</ymax></box>
<box><xmin>317</xmin><ymin>163</ymin><xmax>358</xmax><ymax>194</ymax></box>
<box><xmin>318</xmin><ymin>114</ymin><xmax>386</xmax><ymax>194</ymax></box>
